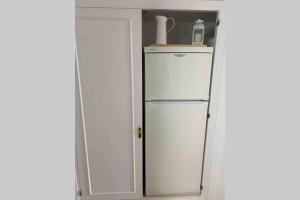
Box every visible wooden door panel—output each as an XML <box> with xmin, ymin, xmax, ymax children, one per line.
<box><xmin>76</xmin><ymin>8</ymin><xmax>142</xmax><ymax>199</ymax></box>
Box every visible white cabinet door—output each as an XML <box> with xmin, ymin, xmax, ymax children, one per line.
<box><xmin>76</xmin><ymin>8</ymin><xmax>142</xmax><ymax>200</ymax></box>
<box><xmin>145</xmin><ymin>101</ymin><xmax>208</xmax><ymax>195</ymax></box>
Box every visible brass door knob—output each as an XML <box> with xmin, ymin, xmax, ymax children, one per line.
<box><xmin>137</xmin><ymin>127</ymin><xmax>142</xmax><ymax>139</ymax></box>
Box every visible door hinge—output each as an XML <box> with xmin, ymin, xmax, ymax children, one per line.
<box><xmin>217</xmin><ymin>19</ymin><xmax>220</xmax><ymax>26</ymax></box>
<box><xmin>200</xmin><ymin>185</ymin><xmax>203</xmax><ymax>191</ymax></box>
<box><xmin>77</xmin><ymin>190</ymin><xmax>82</xmax><ymax>196</ymax></box>
<box><xmin>207</xmin><ymin>113</ymin><xmax>211</xmax><ymax>119</ymax></box>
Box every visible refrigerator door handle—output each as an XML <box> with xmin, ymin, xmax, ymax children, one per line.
<box><xmin>173</xmin><ymin>53</ymin><xmax>187</xmax><ymax>57</ymax></box>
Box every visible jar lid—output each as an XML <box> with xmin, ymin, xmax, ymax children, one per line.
<box><xmin>196</xmin><ymin>19</ymin><xmax>204</xmax><ymax>23</ymax></box>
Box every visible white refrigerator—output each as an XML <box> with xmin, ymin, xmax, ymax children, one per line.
<box><xmin>144</xmin><ymin>47</ymin><xmax>213</xmax><ymax>196</ymax></box>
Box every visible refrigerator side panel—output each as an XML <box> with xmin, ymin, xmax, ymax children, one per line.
<box><xmin>145</xmin><ymin>53</ymin><xmax>212</xmax><ymax>101</ymax></box>
<box><xmin>145</xmin><ymin>101</ymin><xmax>208</xmax><ymax>195</ymax></box>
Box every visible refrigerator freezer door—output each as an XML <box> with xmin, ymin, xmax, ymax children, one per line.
<box><xmin>145</xmin><ymin>101</ymin><xmax>208</xmax><ymax>195</ymax></box>
<box><xmin>145</xmin><ymin>53</ymin><xmax>212</xmax><ymax>101</ymax></box>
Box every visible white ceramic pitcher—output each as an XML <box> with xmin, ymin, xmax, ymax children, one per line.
<box><xmin>155</xmin><ymin>15</ymin><xmax>176</xmax><ymax>45</ymax></box>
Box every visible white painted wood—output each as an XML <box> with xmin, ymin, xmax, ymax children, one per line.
<box><xmin>145</xmin><ymin>52</ymin><xmax>213</xmax><ymax>101</ymax></box>
<box><xmin>76</xmin><ymin>0</ymin><xmax>224</xmax><ymax>11</ymax></box>
<box><xmin>208</xmin><ymin>55</ymin><xmax>225</xmax><ymax>200</ymax></box>
<box><xmin>200</xmin><ymin>9</ymin><xmax>225</xmax><ymax>200</ymax></box>
<box><xmin>76</xmin><ymin>55</ymin><xmax>90</xmax><ymax>197</ymax></box>
<box><xmin>145</xmin><ymin>102</ymin><xmax>208</xmax><ymax>195</ymax></box>
<box><xmin>144</xmin><ymin>47</ymin><xmax>213</xmax><ymax>53</ymax></box>
<box><xmin>76</xmin><ymin>8</ymin><xmax>143</xmax><ymax>200</ymax></box>
<box><xmin>81</xmin><ymin>195</ymin><xmax>204</xmax><ymax>200</ymax></box>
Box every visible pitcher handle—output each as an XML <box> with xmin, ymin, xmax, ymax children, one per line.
<box><xmin>167</xmin><ymin>17</ymin><xmax>176</xmax><ymax>33</ymax></box>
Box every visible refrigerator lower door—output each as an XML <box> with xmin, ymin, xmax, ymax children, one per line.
<box><xmin>145</xmin><ymin>101</ymin><xmax>208</xmax><ymax>196</ymax></box>
<box><xmin>145</xmin><ymin>52</ymin><xmax>212</xmax><ymax>101</ymax></box>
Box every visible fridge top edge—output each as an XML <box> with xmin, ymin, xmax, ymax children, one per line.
<box><xmin>145</xmin><ymin>100</ymin><xmax>209</xmax><ymax>102</ymax></box>
<box><xmin>144</xmin><ymin>46</ymin><xmax>214</xmax><ymax>53</ymax></box>
<box><xmin>145</xmin><ymin>97</ymin><xmax>209</xmax><ymax>102</ymax></box>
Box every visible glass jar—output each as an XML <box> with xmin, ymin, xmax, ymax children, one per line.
<box><xmin>192</xmin><ymin>19</ymin><xmax>205</xmax><ymax>45</ymax></box>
